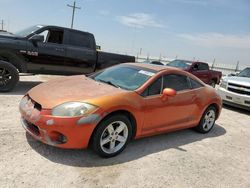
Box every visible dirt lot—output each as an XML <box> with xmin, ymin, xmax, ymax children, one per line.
<box><xmin>0</xmin><ymin>75</ymin><xmax>250</xmax><ymax>188</ymax></box>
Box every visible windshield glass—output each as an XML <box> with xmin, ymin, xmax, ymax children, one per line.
<box><xmin>14</xmin><ymin>25</ymin><xmax>44</xmax><ymax>37</ymax></box>
<box><xmin>91</xmin><ymin>66</ymin><xmax>156</xmax><ymax>90</ymax></box>
<box><xmin>238</xmin><ymin>68</ymin><xmax>250</xmax><ymax>78</ymax></box>
<box><xmin>168</xmin><ymin>60</ymin><xmax>192</xmax><ymax>69</ymax></box>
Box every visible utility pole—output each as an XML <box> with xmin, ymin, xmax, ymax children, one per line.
<box><xmin>1</xmin><ymin>20</ymin><xmax>4</xmax><ymax>30</ymax></box>
<box><xmin>67</xmin><ymin>1</ymin><xmax>81</xmax><ymax>29</ymax></box>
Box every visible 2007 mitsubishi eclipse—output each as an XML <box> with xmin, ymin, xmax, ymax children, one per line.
<box><xmin>19</xmin><ymin>63</ymin><xmax>222</xmax><ymax>158</ymax></box>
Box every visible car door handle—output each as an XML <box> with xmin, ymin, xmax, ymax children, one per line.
<box><xmin>55</xmin><ymin>48</ymin><xmax>64</xmax><ymax>52</ymax></box>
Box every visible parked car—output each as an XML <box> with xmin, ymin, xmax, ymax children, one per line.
<box><xmin>167</xmin><ymin>59</ymin><xmax>222</xmax><ymax>87</ymax></box>
<box><xmin>0</xmin><ymin>25</ymin><xmax>135</xmax><ymax>91</ymax></box>
<box><xmin>217</xmin><ymin>67</ymin><xmax>250</xmax><ymax>110</ymax></box>
<box><xmin>19</xmin><ymin>63</ymin><xmax>222</xmax><ymax>158</ymax></box>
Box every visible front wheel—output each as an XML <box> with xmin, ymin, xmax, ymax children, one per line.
<box><xmin>195</xmin><ymin>106</ymin><xmax>216</xmax><ymax>133</ymax></box>
<box><xmin>0</xmin><ymin>61</ymin><xmax>19</xmax><ymax>92</ymax></box>
<box><xmin>91</xmin><ymin>114</ymin><xmax>132</xmax><ymax>158</ymax></box>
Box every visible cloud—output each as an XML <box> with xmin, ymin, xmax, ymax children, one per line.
<box><xmin>118</xmin><ymin>13</ymin><xmax>164</xmax><ymax>29</ymax></box>
<box><xmin>179</xmin><ymin>33</ymin><xmax>250</xmax><ymax>49</ymax></box>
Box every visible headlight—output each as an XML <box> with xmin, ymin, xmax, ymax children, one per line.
<box><xmin>220</xmin><ymin>80</ymin><xmax>228</xmax><ymax>89</ymax></box>
<box><xmin>52</xmin><ymin>102</ymin><xmax>98</xmax><ymax>117</ymax></box>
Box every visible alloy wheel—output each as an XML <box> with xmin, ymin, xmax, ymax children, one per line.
<box><xmin>0</xmin><ymin>68</ymin><xmax>11</xmax><ymax>87</ymax></box>
<box><xmin>203</xmin><ymin>109</ymin><xmax>216</xmax><ymax>131</ymax></box>
<box><xmin>100</xmin><ymin>121</ymin><xmax>128</xmax><ymax>154</ymax></box>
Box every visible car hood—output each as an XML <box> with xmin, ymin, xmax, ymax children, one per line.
<box><xmin>224</xmin><ymin>76</ymin><xmax>250</xmax><ymax>87</ymax></box>
<box><xmin>28</xmin><ymin>75</ymin><xmax>125</xmax><ymax>109</ymax></box>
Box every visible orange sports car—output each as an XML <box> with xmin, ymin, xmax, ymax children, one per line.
<box><xmin>19</xmin><ymin>63</ymin><xmax>222</xmax><ymax>157</ymax></box>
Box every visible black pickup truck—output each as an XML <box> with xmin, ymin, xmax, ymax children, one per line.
<box><xmin>0</xmin><ymin>25</ymin><xmax>135</xmax><ymax>91</ymax></box>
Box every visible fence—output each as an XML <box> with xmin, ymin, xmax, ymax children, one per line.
<box><xmin>136</xmin><ymin>55</ymin><xmax>247</xmax><ymax>76</ymax></box>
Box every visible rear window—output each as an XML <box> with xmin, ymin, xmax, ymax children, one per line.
<box><xmin>198</xmin><ymin>63</ymin><xmax>209</xmax><ymax>70</ymax></box>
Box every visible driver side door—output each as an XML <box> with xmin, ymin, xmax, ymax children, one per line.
<box><xmin>142</xmin><ymin>74</ymin><xmax>198</xmax><ymax>135</ymax></box>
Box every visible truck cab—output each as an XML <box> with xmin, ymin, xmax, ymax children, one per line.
<box><xmin>0</xmin><ymin>25</ymin><xmax>135</xmax><ymax>91</ymax></box>
<box><xmin>167</xmin><ymin>59</ymin><xmax>222</xmax><ymax>87</ymax></box>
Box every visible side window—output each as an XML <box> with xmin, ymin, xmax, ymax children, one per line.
<box><xmin>163</xmin><ymin>74</ymin><xmax>191</xmax><ymax>92</ymax></box>
<box><xmin>141</xmin><ymin>77</ymin><xmax>162</xmax><ymax>97</ymax></box>
<box><xmin>193</xmin><ymin>63</ymin><xmax>198</xmax><ymax>71</ymax></box>
<box><xmin>38</xmin><ymin>30</ymin><xmax>49</xmax><ymax>42</ymax></box>
<box><xmin>190</xmin><ymin>78</ymin><xmax>204</xmax><ymax>89</ymax></box>
<box><xmin>47</xmin><ymin>29</ymin><xmax>64</xmax><ymax>44</ymax></box>
<box><xmin>67</xmin><ymin>31</ymin><xmax>92</xmax><ymax>48</ymax></box>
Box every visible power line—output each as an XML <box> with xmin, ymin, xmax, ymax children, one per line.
<box><xmin>67</xmin><ymin>1</ymin><xmax>81</xmax><ymax>29</ymax></box>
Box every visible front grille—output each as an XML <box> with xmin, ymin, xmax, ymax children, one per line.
<box><xmin>227</xmin><ymin>83</ymin><xmax>250</xmax><ymax>96</ymax></box>
<box><xmin>24</xmin><ymin>119</ymin><xmax>40</xmax><ymax>136</ymax></box>
<box><xmin>228</xmin><ymin>88</ymin><xmax>250</xmax><ymax>96</ymax></box>
<box><xmin>228</xmin><ymin>83</ymin><xmax>250</xmax><ymax>90</ymax></box>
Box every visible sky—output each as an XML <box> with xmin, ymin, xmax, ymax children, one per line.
<box><xmin>0</xmin><ymin>0</ymin><xmax>250</xmax><ymax>67</ymax></box>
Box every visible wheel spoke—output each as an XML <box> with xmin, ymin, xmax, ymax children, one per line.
<box><xmin>1</xmin><ymin>69</ymin><xmax>6</xmax><ymax>75</ymax></box>
<box><xmin>110</xmin><ymin>141</ymin><xmax>115</xmax><ymax>150</ymax></box>
<box><xmin>203</xmin><ymin>121</ymin><xmax>208</xmax><ymax>129</ymax></box>
<box><xmin>4</xmin><ymin>74</ymin><xmax>11</xmax><ymax>77</ymax></box>
<box><xmin>115</xmin><ymin>123</ymin><xmax>125</xmax><ymax>134</ymax></box>
<box><xmin>101</xmin><ymin>137</ymin><xmax>110</xmax><ymax>146</ymax></box>
<box><xmin>107</xmin><ymin>125</ymin><xmax>114</xmax><ymax>135</ymax></box>
<box><xmin>116</xmin><ymin>135</ymin><xmax>126</xmax><ymax>143</ymax></box>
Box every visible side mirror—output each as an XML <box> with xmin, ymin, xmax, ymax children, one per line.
<box><xmin>29</xmin><ymin>34</ymin><xmax>44</xmax><ymax>43</ymax></box>
<box><xmin>228</xmin><ymin>72</ymin><xmax>239</xmax><ymax>77</ymax></box>
<box><xmin>161</xmin><ymin>88</ymin><xmax>177</xmax><ymax>100</ymax></box>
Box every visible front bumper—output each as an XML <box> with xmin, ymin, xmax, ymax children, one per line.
<box><xmin>217</xmin><ymin>87</ymin><xmax>250</xmax><ymax>110</ymax></box>
<box><xmin>20</xmin><ymin>104</ymin><xmax>103</xmax><ymax>149</ymax></box>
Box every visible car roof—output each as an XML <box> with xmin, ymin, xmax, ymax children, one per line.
<box><xmin>124</xmin><ymin>63</ymin><xmax>180</xmax><ymax>72</ymax></box>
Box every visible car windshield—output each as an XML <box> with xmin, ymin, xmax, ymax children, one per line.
<box><xmin>238</xmin><ymin>68</ymin><xmax>250</xmax><ymax>78</ymax></box>
<box><xmin>14</xmin><ymin>25</ymin><xmax>44</xmax><ymax>37</ymax></box>
<box><xmin>168</xmin><ymin>60</ymin><xmax>192</xmax><ymax>69</ymax></box>
<box><xmin>90</xmin><ymin>66</ymin><xmax>156</xmax><ymax>90</ymax></box>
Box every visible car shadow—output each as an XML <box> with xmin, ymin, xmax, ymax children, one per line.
<box><xmin>223</xmin><ymin>104</ymin><xmax>250</xmax><ymax>115</ymax></box>
<box><xmin>26</xmin><ymin>124</ymin><xmax>226</xmax><ymax>167</ymax></box>
<box><xmin>0</xmin><ymin>81</ymin><xmax>42</xmax><ymax>96</ymax></box>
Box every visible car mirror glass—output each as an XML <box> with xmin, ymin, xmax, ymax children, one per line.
<box><xmin>161</xmin><ymin>88</ymin><xmax>177</xmax><ymax>100</ymax></box>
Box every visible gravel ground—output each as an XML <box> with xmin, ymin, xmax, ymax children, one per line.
<box><xmin>0</xmin><ymin>75</ymin><xmax>250</xmax><ymax>188</ymax></box>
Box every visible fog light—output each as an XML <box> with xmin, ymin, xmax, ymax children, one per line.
<box><xmin>50</xmin><ymin>131</ymin><xmax>67</xmax><ymax>144</ymax></box>
<box><xmin>58</xmin><ymin>134</ymin><xmax>67</xmax><ymax>144</ymax></box>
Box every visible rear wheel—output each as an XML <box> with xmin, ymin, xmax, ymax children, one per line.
<box><xmin>195</xmin><ymin>106</ymin><xmax>216</xmax><ymax>133</ymax></box>
<box><xmin>92</xmin><ymin>114</ymin><xmax>132</xmax><ymax>158</ymax></box>
<box><xmin>0</xmin><ymin>61</ymin><xmax>19</xmax><ymax>92</ymax></box>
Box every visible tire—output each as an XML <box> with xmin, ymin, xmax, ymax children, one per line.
<box><xmin>210</xmin><ymin>80</ymin><xmax>216</xmax><ymax>88</ymax></box>
<box><xmin>92</xmin><ymin>114</ymin><xmax>132</xmax><ymax>158</ymax></box>
<box><xmin>195</xmin><ymin>106</ymin><xmax>216</xmax><ymax>133</ymax></box>
<box><xmin>0</xmin><ymin>61</ymin><xmax>19</xmax><ymax>92</ymax></box>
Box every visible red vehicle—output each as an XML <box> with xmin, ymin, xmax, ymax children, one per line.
<box><xmin>168</xmin><ymin>60</ymin><xmax>222</xmax><ymax>87</ymax></box>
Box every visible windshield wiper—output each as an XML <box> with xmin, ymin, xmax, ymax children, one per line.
<box><xmin>96</xmin><ymin>79</ymin><xmax>120</xmax><ymax>88</ymax></box>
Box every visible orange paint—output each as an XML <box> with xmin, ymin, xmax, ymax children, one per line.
<box><xmin>19</xmin><ymin>63</ymin><xmax>222</xmax><ymax>149</ymax></box>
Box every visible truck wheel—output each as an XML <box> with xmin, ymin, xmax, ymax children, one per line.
<box><xmin>91</xmin><ymin>114</ymin><xmax>132</xmax><ymax>158</ymax></box>
<box><xmin>0</xmin><ymin>61</ymin><xmax>19</xmax><ymax>92</ymax></box>
<box><xmin>210</xmin><ymin>80</ymin><xmax>216</xmax><ymax>88</ymax></box>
